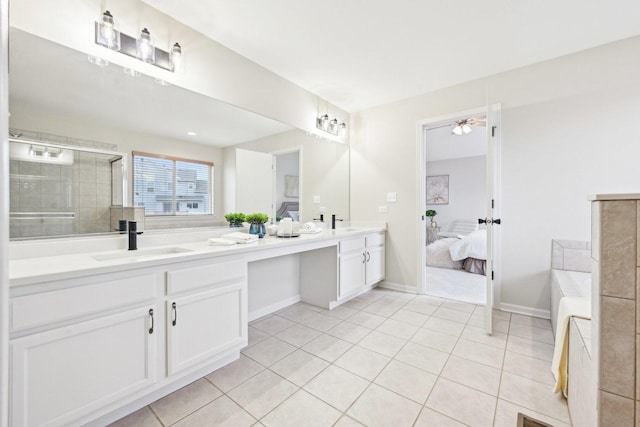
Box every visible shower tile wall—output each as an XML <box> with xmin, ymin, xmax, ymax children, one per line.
<box><xmin>591</xmin><ymin>196</ymin><xmax>639</xmax><ymax>427</ymax></box>
<box><xmin>10</xmin><ymin>151</ymin><xmax>113</xmax><ymax>238</ymax></box>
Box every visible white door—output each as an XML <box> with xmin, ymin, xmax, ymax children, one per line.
<box><xmin>483</xmin><ymin>104</ymin><xmax>501</xmax><ymax>334</ymax></box>
<box><xmin>365</xmin><ymin>245</ymin><xmax>385</xmax><ymax>286</ymax></box>
<box><xmin>339</xmin><ymin>251</ymin><xmax>366</xmax><ymax>298</ymax></box>
<box><xmin>236</xmin><ymin>148</ymin><xmax>273</xmax><ymax>216</ymax></box>
<box><xmin>167</xmin><ymin>282</ymin><xmax>247</xmax><ymax>376</ymax></box>
<box><xmin>10</xmin><ymin>306</ymin><xmax>157</xmax><ymax>427</ymax></box>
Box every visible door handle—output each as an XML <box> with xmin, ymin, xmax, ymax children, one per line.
<box><xmin>148</xmin><ymin>308</ymin><xmax>154</xmax><ymax>334</ymax></box>
<box><xmin>479</xmin><ymin>218</ymin><xmax>501</xmax><ymax>225</ymax></box>
<box><xmin>172</xmin><ymin>302</ymin><xmax>177</xmax><ymax>326</ymax></box>
<box><xmin>366</xmin><ymin>251</ymin><xmax>371</xmax><ymax>262</ymax></box>
<box><xmin>362</xmin><ymin>252</ymin><xmax>366</xmax><ymax>264</ymax></box>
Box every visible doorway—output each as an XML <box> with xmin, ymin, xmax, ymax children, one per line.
<box><xmin>273</xmin><ymin>149</ymin><xmax>301</xmax><ymax>222</ymax></box>
<box><xmin>417</xmin><ymin>105</ymin><xmax>502</xmax><ymax>332</ymax></box>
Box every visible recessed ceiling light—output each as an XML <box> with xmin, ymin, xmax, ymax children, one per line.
<box><xmin>187</xmin><ymin>131</ymin><xmax>197</xmax><ymax>136</ymax></box>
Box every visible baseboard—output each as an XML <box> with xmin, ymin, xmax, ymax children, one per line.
<box><xmin>379</xmin><ymin>280</ymin><xmax>419</xmax><ymax>294</ymax></box>
<box><xmin>500</xmin><ymin>302</ymin><xmax>551</xmax><ymax>319</ymax></box>
<box><xmin>248</xmin><ymin>295</ymin><xmax>301</xmax><ymax>322</ymax></box>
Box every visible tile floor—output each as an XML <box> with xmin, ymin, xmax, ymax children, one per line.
<box><xmin>111</xmin><ymin>289</ymin><xmax>571</xmax><ymax>427</ymax></box>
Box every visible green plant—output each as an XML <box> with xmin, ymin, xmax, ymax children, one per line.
<box><xmin>276</xmin><ymin>215</ymin><xmax>282</xmax><ymax>222</ymax></box>
<box><xmin>425</xmin><ymin>209</ymin><xmax>437</xmax><ymax>218</ymax></box>
<box><xmin>224</xmin><ymin>212</ymin><xmax>245</xmax><ymax>224</ymax></box>
<box><xmin>245</xmin><ymin>213</ymin><xmax>269</xmax><ymax>225</ymax></box>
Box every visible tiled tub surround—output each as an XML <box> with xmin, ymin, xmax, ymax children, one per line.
<box><xmin>551</xmin><ymin>239</ymin><xmax>592</xmax><ymax>273</ymax></box>
<box><xmin>111</xmin><ymin>289</ymin><xmax>571</xmax><ymax>427</ymax></box>
<box><xmin>590</xmin><ymin>194</ymin><xmax>640</xmax><ymax>426</ymax></box>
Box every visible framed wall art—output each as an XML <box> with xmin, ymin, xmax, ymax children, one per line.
<box><xmin>426</xmin><ymin>174</ymin><xmax>449</xmax><ymax>205</ymax></box>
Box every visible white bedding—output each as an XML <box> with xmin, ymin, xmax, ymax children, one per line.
<box><xmin>449</xmin><ymin>229</ymin><xmax>487</xmax><ymax>261</ymax></box>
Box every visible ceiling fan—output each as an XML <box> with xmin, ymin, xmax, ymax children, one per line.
<box><xmin>451</xmin><ymin>117</ymin><xmax>486</xmax><ymax>135</ymax></box>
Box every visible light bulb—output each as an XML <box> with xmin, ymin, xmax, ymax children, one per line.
<box><xmin>462</xmin><ymin>124</ymin><xmax>472</xmax><ymax>134</ymax></box>
<box><xmin>329</xmin><ymin>118</ymin><xmax>339</xmax><ymax>134</ymax></box>
<box><xmin>320</xmin><ymin>114</ymin><xmax>329</xmax><ymax>131</ymax></box>
<box><xmin>338</xmin><ymin>123</ymin><xmax>347</xmax><ymax>137</ymax></box>
<box><xmin>452</xmin><ymin>125</ymin><xmax>463</xmax><ymax>136</ymax></box>
<box><xmin>99</xmin><ymin>11</ymin><xmax>120</xmax><ymax>50</ymax></box>
<box><xmin>170</xmin><ymin>42</ymin><xmax>182</xmax><ymax>72</ymax></box>
<box><xmin>136</xmin><ymin>28</ymin><xmax>155</xmax><ymax>63</ymax></box>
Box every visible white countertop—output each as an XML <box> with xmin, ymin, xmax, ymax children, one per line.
<box><xmin>10</xmin><ymin>226</ymin><xmax>385</xmax><ymax>287</ymax></box>
<box><xmin>588</xmin><ymin>193</ymin><xmax>640</xmax><ymax>201</ymax></box>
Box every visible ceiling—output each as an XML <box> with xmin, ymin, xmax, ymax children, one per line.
<box><xmin>142</xmin><ymin>0</ymin><xmax>640</xmax><ymax>112</ymax></box>
<box><xmin>9</xmin><ymin>29</ymin><xmax>292</xmax><ymax>147</ymax></box>
<box><xmin>425</xmin><ymin>119</ymin><xmax>487</xmax><ymax>162</ymax></box>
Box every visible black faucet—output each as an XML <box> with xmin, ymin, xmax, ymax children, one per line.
<box><xmin>313</xmin><ymin>214</ymin><xmax>324</xmax><ymax>222</ymax></box>
<box><xmin>331</xmin><ymin>214</ymin><xmax>343</xmax><ymax>230</ymax></box>
<box><xmin>128</xmin><ymin>221</ymin><xmax>143</xmax><ymax>250</ymax></box>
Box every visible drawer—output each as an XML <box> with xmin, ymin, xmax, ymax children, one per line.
<box><xmin>167</xmin><ymin>259</ymin><xmax>247</xmax><ymax>295</ymax></box>
<box><xmin>11</xmin><ymin>273</ymin><xmax>157</xmax><ymax>333</ymax></box>
<box><xmin>366</xmin><ymin>233</ymin><xmax>385</xmax><ymax>248</ymax></box>
<box><xmin>339</xmin><ymin>237</ymin><xmax>366</xmax><ymax>254</ymax></box>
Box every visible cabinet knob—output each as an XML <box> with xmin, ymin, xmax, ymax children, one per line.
<box><xmin>148</xmin><ymin>308</ymin><xmax>154</xmax><ymax>334</ymax></box>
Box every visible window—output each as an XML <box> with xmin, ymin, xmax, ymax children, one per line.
<box><xmin>133</xmin><ymin>151</ymin><xmax>213</xmax><ymax>216</ymax></box>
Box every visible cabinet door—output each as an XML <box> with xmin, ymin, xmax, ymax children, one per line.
<box><xmin>167</xmin><ymin>281</ymin><xmax>247</xmax><ymax>376</ymax></box>
<box><xmin>365</xmin><ymin>246</ymin><xmax>385</xmax><ymax>286</ymax></box>
<box><xmin>339</xmin><ymin>251</ymin><xmax>366</xmax><ymax>298</ymax></box>
<box><xmin>11</xmin><ymin>306</ymin><xmax>157</xmax><ymax>427</ymax></box>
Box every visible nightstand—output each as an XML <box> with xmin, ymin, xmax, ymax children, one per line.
<box><xmin>426</xmin><ymin>226</ymin><xmax>440</xmax><ymax>244</ymax></box>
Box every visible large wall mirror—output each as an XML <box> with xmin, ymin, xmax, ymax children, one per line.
<box><xmin>8</xmin><ymin>28</ymin><xmax>349</xmax><ymax>239</ymax></box>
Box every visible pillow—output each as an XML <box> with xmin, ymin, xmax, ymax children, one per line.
<box><xmin>288</xmin><ymin>211</ymin><xmax>299</xmax><ymax>221</ymax></box>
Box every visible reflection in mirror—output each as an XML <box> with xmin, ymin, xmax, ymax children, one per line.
<box><xmin>9</xmin><ymin>28</ymin><xmax>350</xmax><ymax>238</ymax></box>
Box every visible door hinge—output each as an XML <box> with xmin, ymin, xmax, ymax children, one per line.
<box><xmin>491</xmin><ymin>271</ymin><xmax>494</xmax><ymax>280</ymax></box>
<box><xmin>491</xmin><ymin>126</ymin><xmax>497</xmax><ymax>137</ymax></box>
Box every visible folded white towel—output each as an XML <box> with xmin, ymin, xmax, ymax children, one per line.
<box><xmin>208</xmin><ymin>238</ymin><xmax>237</xmax><ymax>246</ymax></box>
<box><xmin>222</xmin><ymin>232</ymin><xmax>259</xmax><ymax>243</ymax></box>
<box><xmin>551</xmin><ymin>296</ymin><xmax>591</xmax><ymax>396</ymax></box>
<box><xmin>299</xmin><ymin>228</ymin><xmax>322</xmax><ymax>234</ymax></box>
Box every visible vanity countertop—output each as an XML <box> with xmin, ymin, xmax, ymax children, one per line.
<box><xmin>10</xmin><ymin>226</ymin><xmax>385</xmax><ymax>287</ymax></box>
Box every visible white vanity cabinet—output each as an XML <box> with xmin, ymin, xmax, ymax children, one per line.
<box><xmin>9</xmin><ymin>271</ymin><xmax>159</xmax><ymax>427</ymax></box>
<box><xmin>165</xmin><ymin>259</ymin><xmax>248</xmax><ymax>376</ymax></box>
<box><xmin>338</xmin><ymin>232</ymin><xmax>385</xmax><ymax>298</ymax></box>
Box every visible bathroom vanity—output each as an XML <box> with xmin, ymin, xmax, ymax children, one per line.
<box><xmin>8</xmin><ymin>227</ymin><xmax>384</xmax><ymax>426</ymax></box>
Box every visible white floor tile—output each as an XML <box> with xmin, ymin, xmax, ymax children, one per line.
<box><xmin>108</xmin><ymin>407</ymin><xmax>162</xmax><ymax>427</ymax></box>
<box><xmin>326</xmin><ymin>321</ymin><xmax>371</xmax><ymax>344</ymax></box>
<box><xmin>205</xmin><ymin>355</ymin><xmax>264</xmax><ymax>392</ymax></box>
<box><xmin>302</xmin><ymin>334</ymin><xmax>352</xmax><ymax>362</ymax></box>
<box><xmin>461</xmin><ymin>324</ymin><xmax>508</xmax><ymax>349</ymax></box>
<box><xmin>506</xmin><ymin>334</ymin><xmax>554</xmax><ymax>362</ymax></box>
<box><xmin>413</xmin><ymin>408</ymin><xmax>467</xmax><ymax>427</ymax></box>
<box><xmin>410</xmin><ymin>328</ymin><xmax>458</xmax><ymax>353</ymax></box>
<box><xmin>303</xmin><ymin>365</ymin><xmax>370</xmax><ymax>411</ymax></box>
<box><xmin>226</xmin><ymin>370</ymin><xmax>297</xmax><ymax>419</ymax></box>
<box><xmin>510</xmin><ymin>313</ymin><xmax>552</xmax><ymax>329</ymax></box>
<box><xmin>375</xmin><ymin>318</ymin><xmax>420</xmax><ymax>340</ymax></box>
<box><xmin>275</xmin><ymin>323</ymin><xmax>322</xmax><ymax>347</ymax></box>
<box><xmin>241</xmin><ymin>337</ymin><xmax>297</xmax><ymax>367</ymax></box>
<box><xmin>499</xmin><ymin>371</ymin><xmax>570</xmax><ymax>423</ymax></box>
<box><xmin>333</xmin><ymin>415</ymin><xmax>365</xmax><ymax>426</ymax></box>
<box><xmin>452</xmin><ymin>338</ymin><xmax>504</xmax><ymax>369</ymax></box>
<box><xmin>508</xmin><ymin>321</ymin><xmax>555</xmax><ymax>345</ymax></box>
<box><xmin>432</xmin><ymin>306</ymin><xmax>472</xmax><ymax>324</ymax></box>
<box><xmin>390</xmin><ymin>309</ymin><xmax>430</xmax><ymax>326</ymax></box>
<box><xmin>325</xmin><ymin>304</ymin><xmax>359</xmax><ymax>320</ymax></box>
<box><xmin>346</xmin><ymin>311</ymin><xmax>387</xmax><ymax>329</ymax></box>
<box><xmin>440</xmin><ymin>355</ymin><xmax>502</xmax><ymax>396</ymax></box>
<box><xmin>426</xmin><ymin>378</ymin><xmax>497</xmax><ymax>427</ymax></box>
<box><xmin>356</xmin><ymin>330</ymin><xmax>406</xmax><ymax>357</ymax></box>
<box><xmin>302</xmin><ymin>313</ymin><xmax>343</xmax><ymax>332</ymax></box>
<box><xmin>493</xmin><ymin>398</ymin><xmax>571</xmax><ymax>427</ymax></box>
<box><xmin>502</xmin><ymin>350</ymin><xmax>555</xmax><ymax>386</ymax></box>
<box><xmin>149</xmin><ymin>379</ymin><xmax>222</xmax><ymax>426</ymax></box>
<box><xmin>269</xmin><ymin>349</ymin><xmax>329</xmax><ymax>387</ymax></box>
<box><xmin>251</xmin><ymin>315</ymin><xmax>296</xmax><ymax>335</ymax></box>
<box><xmin>347</xmin><ymin>384</ymin><xmax>422</xmax><ymax>427</ymax></box>
<box><xmin>276</xmin><ymin>305</ymin><xmax>318</xmax><ymax>323</ymax></box>
<box><xmin>261</xmin><ymin>390</ymin><xmax>341</xmax><ymax>427</ymax></box>
<box><xmin>172</xmin><ymin>395</ymin><xmax>256</xmax><ymax>427</ymax></box>
<box><xmin>334</xmin><ymin>345</ymin><xmax>390</xmax><ymax>380</ymax></box>
<box><xmin>395</xmin><ymin>342</ymin><xmax>449</xmax><ymax>375</ymax></box>
<box><xmin>422</xmin><ymin>316</ymin><xmax>465</xmax><ymax>337</ymax></box>
<box><xmin>374</xmin><ymin>360</ymin><xmax>437</xmax><ymax>404</ymax></box>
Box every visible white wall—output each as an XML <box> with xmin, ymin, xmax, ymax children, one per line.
<box><xmin>351</xmin><ymin>35</ymin><xmax>640</xmax><ymax>312</ymax></box>
<box><xmin>425</xmin><ymin>156</ymin><xmax>486</xmax><ymax>229</ymax></box>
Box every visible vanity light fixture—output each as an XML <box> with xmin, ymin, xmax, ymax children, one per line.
<box><xmin>94</xmin><ymin>11</ymin><xmax>182</xmax><ymax>73</ymax></box>
<box><xmin>315</xmin><ymin>114</ymin><xmax>347</xmax><ymax>137</ymax></box>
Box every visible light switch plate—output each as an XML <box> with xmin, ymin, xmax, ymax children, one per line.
<box><xmin>378</xmin><ymin>206</ymin><xmax>388</xmax><ymax>213</ymax></box>
<box><xmin>313</xmin><ymin>195</ymin><xmax>321</xmax><ymax>204</ymax></box>
<box><xmin>319</xmin><ymin>206</ymin><xmax>326</xmax><ymax>212</ymax></box>
<box><xmin>387</xmin><ymin>192</ymin><xmax>397</xmax><ymax>203</ymax></box>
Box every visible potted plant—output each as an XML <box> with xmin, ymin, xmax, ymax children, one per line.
<box><xmin>425</xmin><ymin>209</ymin><xmax>438</xmax><ymax>227</ymax></box>
<box><xmin>245</xmin><ymin>213</ymin><xmax>269</xmax><ymax>238</ymax></box>
<box><xmin>224</xmin><ymin>212</ymin><xmax>245</xmax><ymax>228</ymax></box>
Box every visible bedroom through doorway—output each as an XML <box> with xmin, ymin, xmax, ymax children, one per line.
<box><xmin>422</xmin><ymin>113</ymin><xmax>488</xmax><ymax>305</ymax></box>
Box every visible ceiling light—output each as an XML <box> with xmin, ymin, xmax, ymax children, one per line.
<box><xmin>462</xmin><ymin>124</ymin><xmax>472</xmax><ymax>134</ymax></box>
<box><xmin>452</xmin><ymin>119</ymin><xmax>473</xmax><ymax>136</ymax></box>
<box><xmin>94</xmin><ymin>12</ymin><xmax>181</xmax><ymax>73</ymax></box>
<box><xmin>318</xmin><ymin>114</ymin><xmax>330</xmax><ymax>131</ymax></box>
<box><xmin>137</xmin><ymin>28</ymin><xmax>155</xmax><ymax>63</ymax></box>
<box><xmin>170</xmin><ymin>43</ymin><xmax>182</xmax><ymax>72</ymax></box>
<box><xmin>187</xmin><ymin>131</ymin><xmax>197</xmax><ymax>136</ymax></box>
<box><xmin>98</xmin><ymin>10</ymin><xmax>120</xmax><ymax>50</ymax></box>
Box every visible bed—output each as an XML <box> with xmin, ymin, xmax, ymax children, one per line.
<box><xmin>276</xmin><ymin>201</ymin><xmax>299</xmax><ymax>220</ymax></box>
<box><xmin>426</xmin><ymin>229</ymin><xmax>487</xmax><ymax>275</ymax></box>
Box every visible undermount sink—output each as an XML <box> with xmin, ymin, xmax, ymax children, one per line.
<box><xmin>93</xmin><ymin>247</ymin><xmax>193</xmax><ymax>261</ymax></box>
